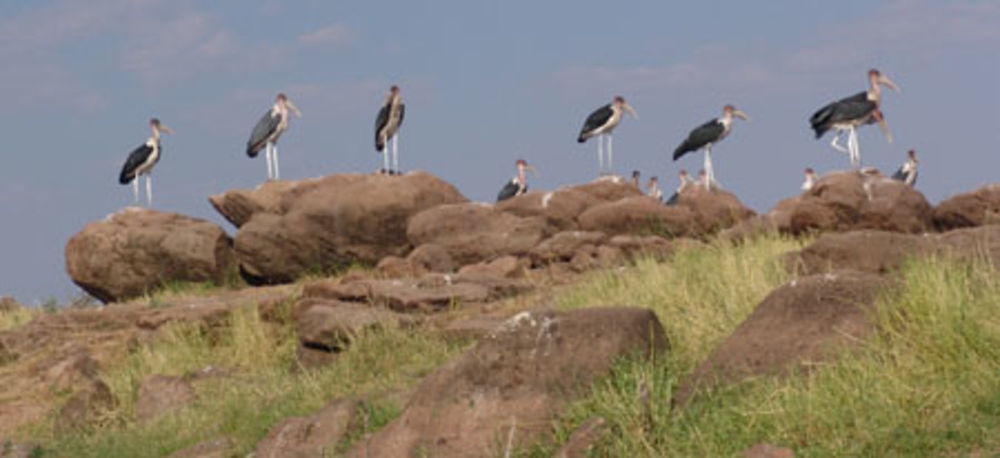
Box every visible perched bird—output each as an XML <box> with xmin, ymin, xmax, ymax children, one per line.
<box><xmin>665</xmin><ymin>169</ymin><xmax>693</xmax><ymax>206</ymax></box>
<box><xmin>891</xmin><ymin>149</ymin><xmax>919</xmax><ymax>187</ymax></box>
<box><xmin>246</xmin><ymin>93</ymin><xmax>301</xmax><ymax>181</ymax></box>
<box><xmin>809</xmin><ymin>69</ymin><xmax>899</xmax><ymax>168</ymax></box>
<box><xmin>119</xmin><ymin>118</ymin><xmax>173</xmax><ymax>207</ymax></box>
<box><xmin>375</xmin><ymin>85</ymin><xmax>406</xmax><ymax>175</ymax></box>
<box><xmin>673</xmin><ymin>105</ymin><xmax>748</xmax><ymax>190</ymax></box>
<box><xmin>496</xmin><ymin>159</ymin><xmax>537</xmax><ymax>202</ymax></box>
<box><xmin>631</xmin><ymin>170</ymin><xmax>641</xmax><ymax>188</ymax></box>
<box><xmin>802</xmin><ymin>167</ymin><xmax>818</xmax><ymax>192</ymax></box>
<box><xmin>577</xmin><ymin>96</ymin><xmax>638</xmax><ymax>176</ymax></box>
<box><xmin>647</xmin><ymin>176</ymin><xmax>663</xmax><ymax>202</ymax></box>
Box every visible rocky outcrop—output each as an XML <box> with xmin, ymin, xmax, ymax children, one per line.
<box><xmin>408</xmin><ymin>203</ymin><xmax>547</xmax><ymax>266</ymax></box>
<box><xmin>233</xmin><ymin>172</ymin><xmax>466</xmax><ymax>283</ymax></box>
<box><xmin>254</xmin><ymin>399</ymin><xmax>356</xmax><ymax>457</ymax></box>
<box><xmin>673</xmin><ymin>186</ymin><xmax>756</xmax><ymax>234</ymax></box>
<box><xmin>579</xmin><ymin>196</ymin><xmax>693</xmax><ymax>237</ymax></box>
<box><xmin>208</xmin><ymin>180</ymin><xmax>303</xmax><ymax>228</ymax></box>
<box><xmin>932</xmin><ymin>184</ymin><xmax>1000</xmax><ymax>231</ymax></box>
<box><xmin>297</xmin><ymin>300</ymin><xmax>415</xmax><ymax>352</ymax></box>
<box><xmin>674</xmin><ymin>271</ymin><xmax>888</xmax><ymax>406</ymax></box>
<box><xmin>349</xmin><ymin>307</ymin><xmax>667</xmax><ymax>457</ymax></box>
<box><xmin>65</xmin><ymin>208</ymin><xmax>234</xmax><ymax>303</ymax></box>
<box><xmin>786</xmin><ymin>171</ymin><xmax>933</xmax><ymax>235</ymax></box>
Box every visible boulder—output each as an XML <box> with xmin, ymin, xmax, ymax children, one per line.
<box><xmin>607</xmin><ymin>235</ymin><xmax>674</xmax><ymax>261</ymax></box>
<box><xmin>674</xmin><ymin>186</ymin><xmax>756</xmax><ymax>233</ymax></box>
<box><xmin>65</xmin><ymin>208</ymin><xmax>234</xmax><ymax>303</ymax></box>
<box><xmin>254</xmin><ymin>399</ymin><xmax>356</xmax><ymax>457</ymax></box>
<box><xmin>0</xmin><ymin>296</ymin><xmax>21</xmax><ymax>313</ymax></box>
<box><xmin>301</xmin><ymin>275</ymin><xmax>527</xmax><ymax>313</ymax></box>
<box><xmin>786</xmin><ymin>171</ymin><xmax>933</xmax><ymax>235</ymax></box>
<box><xmin>674</xmin><ymin>271</ymin><xmax>888</xmax><ymax>406</ymax></box>
<box><xmin>407</xmin><ymin>203</ymin><xmax>547</xmax><ymax>266</ymax></box>
<box><xmin>578</xmin><ymin>196</ymin><xmax>693</xmax><ymax>237</ymax></box>
<box><xmin>234</xmin><ymin>172</ymin><xmax>466</xmax><ymax>283</ymax></box>
<box><xmin>792</xmin><ymin>230</ymin><xmax>935</xmax><ymax>275</ymax></box>
<box><xmin>457</xmin><ymin>255</ymin><xmax>528</xmax><ymax>278</ymax></box>
<box><xmin>349</xmin><ymin>307</ymin><xmax>667</xmax><ymax>457</ymax></box>
<box><xmin>135</xmin><ymin>375</ymin><xmax>196</xmax><ymax>424</ymax></box>
<box><xmin>297</xmin><ymin>300</ymin><xmax>413</xmax><ymax>351</ymax></box>
<box><xmin>495</xmin><ymin>189</ymin><xmax>599</xmax><ymax>232</ymax></box>
<box><xmin>406</xmin><ymin>243</ymin><xmax>457</xmax><ymax>273</ymax></box>
<box><xmin>570</xmin><ymin>178</ymin><xmax>645</xmax><ymax>202</ymax></box>
<box><xmin>208</xmin><ymin>179</ymin><xmax>303</xmax><ymax>228</ymax></box>
<box><xmin>530</xmin><ymin>231</ymin><xmax>608</xmax><ymax>264</ymax></box>
<box><xmin>932</xmin><ymin>184</ymin><xmax>1000</xmax><ymax>231</ymax></box>
<box><xmin>374</xmin><ymin>256</ymin><xmax>423</xmax><ymax>279</ymax></box>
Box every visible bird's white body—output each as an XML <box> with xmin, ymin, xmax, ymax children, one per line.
<box><xmin>268</xmin><ymin>102</ymin><xmax>291</xmax><ymax>144</ymax></box>
<box><xmin>802</xmin><ymin>172</ymin><xmax>817</xmax><ymax>192</ymax></box>
<box><xmin>134</xmin><ymin>138</ymin><xmax>160</xmax><ymax>177</ymax></box>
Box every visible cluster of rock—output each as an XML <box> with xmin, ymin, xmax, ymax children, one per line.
<box><xmin>65</xmin><ymin>172</ymin><xmax>755</xmax><ymax>303</ymax></box>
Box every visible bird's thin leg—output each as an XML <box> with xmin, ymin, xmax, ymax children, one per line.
<box><xmin>133</xmin><ymin>177</ymin><xmax>139</xmax><ymax>204</ymax></box>
<box><xmin>392</xmin><ymin>134</ymin><xmax>399</xmax><ymax>175</ymax></box>
<box><xmin>273</xmin><ymin>144</ymin><xmax>280</xmax><ymax>180</ymax></box>
<box><xmin>830</xmin><ymin>131</ymin><xmax>849</xmax><ymax>155</ymax></box>
<box><xmin>849</xmin><ymin>127</ymin><xmax>860</xmax><ymax>169</ymax></box>
<box><xmin>704</xmin><ymin>147</ymin><xmax>713</xmax><ymax>190</ymax></box>
<box><xmin>608</xmin><ymin>134</ymin><xmax>614</xmax><ymax>175</ymax></box>
<box><xmin>597</xmin><ymin>134</ymin><xmax>604</xmax><ymax>176</ymax></box>
<box><xmin>265</xmin><ymin>143</ymin><xmax>273</xmax><ymax>180</ymax></box>
<box><xmin>146</xmin><ymin>175</ymin><xmax>153</xmax><ymax>208</ymax></box>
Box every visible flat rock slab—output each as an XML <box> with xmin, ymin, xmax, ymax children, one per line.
<box><xmin>254</xmin><ymin>399</ymin><xmax>356</xmax><ymax>457</ymax></box>
<box><xmin>933</xmin><ymin>183</ymin><xmax>1000</xmax><ymax>231</ymax></box>
<box><xmin>349</xmin><ymin>307</ymin><xmax>667</xmax><ymax>457</ymax></box>
<box><xmin>297</xmin><ymin>300</ymin><xmax>416</xmax><ymax>351</ymax></box>
<box><xmin>136</xmin><ymin>374</ymin><xmax>196</xmax><ymax>424</ymax></box>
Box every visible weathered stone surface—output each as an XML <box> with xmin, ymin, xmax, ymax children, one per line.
<box><xmin>495</xmin><ymin>188</ymin><xmax>601</xmax><ymax>232</ymax></box>
<box><xmin>297</xmin><ymin>300</ymin><xmax>413</xmax><ymax>351</ymax></box>
<box><xmin>234</xmin><ymin>172</ymin><xmax>466</xmax><ymax>283</ymax></box>
<box><xmin>578</xmin><ymin>196</ymin><xmax>693</xmax><ymax>237</ymax></box>
<box><xmin>530</xmin><ymin>231</ymin><xmax>608</xmax><ymax>264</ymax></box>
<box><xmin>136</xmin><ymin>374</ymin><xmax>196</xmax><ymax>424</ymax></box>
<box><xmin>407</xmin><ymin>203</ymin><xmax>547</xmax><ymax>266</ymax></box>
<box><xmin>54</xmin><ymin>379</ymin><xmax>117</xmax><ymax>433</ymax></box>
<box><xmin>786</xmin><ymin>171</ymin><xmax>933</xmax><ymax>235</ymax></box>
<box><xmin>743</xmin><ymin>443</ymin><xmax>795</xmax><ymax>458</ymax></box>
<box><xmin>674</xmin><ymin>186</ymin><xmax>756</xmax><ymax>233</ymax></box>
<box><xmin>349</xmin><ymin>307</ymin><xmax>667</xmax><ymax>457</ymax></box>
<box><xmin>674</xmin><ymin>271</ymin><xmax>888</xmax><ymax>406</ymax></box>
<box><xmin>0</xmin><ymin>297</ymin><xmax>21</xmax><ymax>313</ymax></box>
<box><xmin>65</xmin><ymin>208</ymin><xmax>234</xmax><ymax>303</ymax></box>
<box><xmin>208</xmin><ymin>179</ymin><xmax>302</xmax><ymax>228</ymax></box>
<box><xmin>254</xmin><ymin>399</ymin><xmax>356</xmax><ymax>457</ymax></box>
<box><xmin>457</xmin><ymin>255</ymin><xmax>527</xmax><ymax>278</ymax></box>
<box><xmin>406</xmin><ymin>243</ymin><xmax>457</xmax><ymax>273</ymax></box>
<box><xmin>933</xmin><ymin>184</ymin><xmax>1000</xmax><ymax>231</ymax></box>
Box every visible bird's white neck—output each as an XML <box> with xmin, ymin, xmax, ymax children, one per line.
<box><xmin>802</xmin><ymin>174</ymin><xmax>816</xmax><ymax>191</ymax></box>
<box><xmin>903</xmin><ymin>159</ymin><xmax>917</xmax><ymax>173</ymax></box>
<box><xmin>867</xmin><ymin>75</ymin><xmax>882</xmax><ymax>102</ymax></box>
<box><xmin>273</xmin><ymin>101</ymin><xmax>287</xmax><ymax>117</ymax></box>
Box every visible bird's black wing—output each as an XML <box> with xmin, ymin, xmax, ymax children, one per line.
<box><xmin>374</xmin><ymin>103</ymin><xmax>390</xmax><ymax>151</ymax></box>
<box><xmin>119</xmin><ymin>143</ymin><xmax>153</xmax><ymax>184</ymax></box>
<box><xmin>809</xmin><ymin>92</ymin><xmax>875</xmax><ymax>138</ymax></box>
<box><xmin>891</xmin><ymin>165</ymin><xmax>907</xmax><ymax>181</ymax></box>
<box><xmin>247</xmin><ymin>110</ymin><xmax>280</xmax><ymax>157</ymax></box>
<box><xmin>496</xmin><ymin>179</ymin><xmax>520</xmax><ymax>203</ymax></box>
<box><xmin>665</xmin><ymin>192</ymin><xmax>679</xmax><ymax>206</ymax></box>
<box><xmin>398</xmin><ymin>103</ymin><xmax>405</xmax><ymax>128</ymax></box>
<box><xmin>577</xmin><ymin>104</ymin><xmax>613</xmax><ymax>143</ymax></box>
<box><xmin>673</xmin><ymin>119</ymin><xmax>724</xmax><ymax>161</ymax></box>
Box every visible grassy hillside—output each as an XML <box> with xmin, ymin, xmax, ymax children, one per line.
<box><xmin>13</xmin><ymin>234</ymin><xmax>1000</xmax><ymax>456</ymax></box>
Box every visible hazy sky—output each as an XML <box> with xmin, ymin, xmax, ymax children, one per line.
<box><xmin>2</xmin><ymin>0</ymin><xmax>998</xmax><ymax>303</ymax></box>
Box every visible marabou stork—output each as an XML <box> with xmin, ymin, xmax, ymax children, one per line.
<box><xmin>665</xmin><ymin>169</ymin><xmax>692</xmax><ymax>206</ymax></box>
<box><xmin>577</xmin><ymin>96</ymin><xmax>637</xmax><ymax>176</ymax></box>
<box><xmin>802</xmin><ymin>167</ymin><xmax>818</xmax><ymax>192</ymax></box>
<box><xmin>673</xmin><ymin>105</ymin><xmax>748</xmax><ymax>190</ymax></box>
<box><xmin>647</xmin><ymin>176</ymin><xmax>663</xmax><ymax>202</ymax></box>
<box><xmin>118</xmin><ymin>118</ymin><xmax>173</xmax><ymax>207</ymax></box>
<box><xmin>631</xmin><ymin>170</ymin><xmax>641</xmax><ymax>188</ymax></box>
<box><xmin>810</xmin><ymin>69</ymin><xmax>899</xmax><ymax>168</ymax></box>
<box><xmin>891</xmin><ymin>149</ymin><xmax>919</xmax><ymax>186</ymax></box>
<box><xmin>375</xmin><ymin>85</ymin><xmax>405</xmax><ymax>175</ymax></box>
<box><xmin>496</xmin><ymin>159</ymin><xmax>536</xmax><ymax>202</ymax></box>
<box><xmin>246</xmin><ymin>93</ymin><xmax>301</xmax><ymax>181</ymax></box>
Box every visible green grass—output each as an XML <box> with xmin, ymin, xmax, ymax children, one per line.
<box><xmin>545</xmin><ymin>238</ymin><xmax>1000</xmax><ymax>456</ymax></box>
<box><xmin>24</xmin><ymin>300</ymin><xmax>463</xmax><ymax>457</ymax></box>
<box><xmin>0</xmin><ymin>306</ymin><xmax>39</xmax><ymax>332</ymax></box>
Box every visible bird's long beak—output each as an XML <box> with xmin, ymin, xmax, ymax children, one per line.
<box><xmin>286</xmin><ymin>99</ymin><xmax>302</xmax><ymax>118</ymax></box>
<box><xmin>878</xmin><ymin>74</ymin><xmax>900</xmax><ymax>92</ymax></box>
<box><xmin>733</xmin><ymin>109</ymin><xmax>749</xmax><ymax>121</ymax></box>
<box><xmin>877</xmin><ymin>117</ymin><xmax>893</xmax><ymax>143</ymax></box>
<box><xmin>159</xmin><ymin>125</ymin><xmax>174</xmax><ymax>134</ymax></box>
<box><xmin>624</xmin><ymin>103</ymin><xmax>638</xmax><ymax>119</ymax></box>
<box><xmin>525</xmin><ymin>164</ymin><xmax>538</xmax><ymax>177</ymax></box>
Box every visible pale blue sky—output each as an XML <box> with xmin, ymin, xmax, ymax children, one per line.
<box><xmin>2</xmin><ymin>0</ymin><xmax>998</xmax><ymax>303</ymax></box>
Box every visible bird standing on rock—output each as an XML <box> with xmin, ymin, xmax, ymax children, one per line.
<box><xmin>802</xmin><ymin>167</ymin><xmax>818</xmax><ymax>192</ymax></box>
<box><xmin>247</xmin><ymin>93</ymin><xmax>302</xmax><ymax>181</ymax></box>
<box><xmin>666</xmin><ymin>169</ymin><xmax>693</xmax><ymax>206</ymax></box>
<box><xmin>119</xmin><ymin>118</ymin><xmax>173</xmax><ymax>207</ymax></box>
<box><xmin>577</xmin><ymin>96</ymin><xmax>638</xmax><ymax>176</ymax></box>
<box><xmin>647</xmin><ymin>176</ymin><xmax>663</xmax><ymax>202</ymax></box>
<box><xmin>375</xmin><ymin>85</ymin><xmax>405</xmax><ymax>175</ymax></box>
<box><xmin>891</xmin><ymin>149</ymin><xmax>919</xmax><ymax>187</ymax></box>
<box><xmin>496</xmin><ymin>159</ymin><xmax>537</xmax><ymax>202</ymax></box>
<box><xmin>673</xmin><ymin>105</ymin><xmax>748</xmax><ymax>190</ymax></box>
<box><xmin>809</xmin><ymin>69</ymin><xmax>899</xmax><ymax>168</ymax></box>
